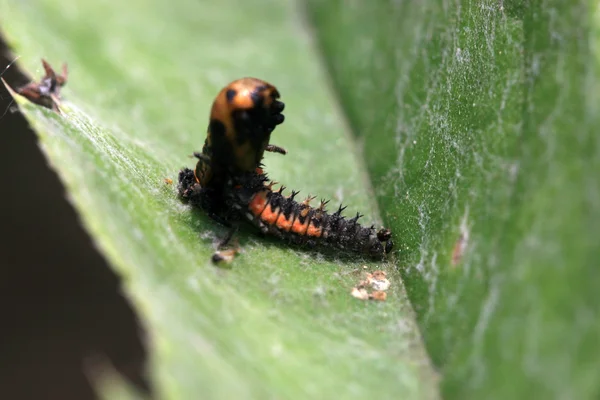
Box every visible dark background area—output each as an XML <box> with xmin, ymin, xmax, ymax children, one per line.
<box><xmin>0</xmin><ymin>36</ymin><xmax>150</xmax><ymax>399</ymax></box>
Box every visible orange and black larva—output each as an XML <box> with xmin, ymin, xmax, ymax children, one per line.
<box><xmin>179</xmin><ymin>167</ymin><xmax>394</xmax><ymax>259</ymax></box>
<box><xmin>231</xmin><ymin>172</ymin><xmax>393</xmax><ymax>259</ymax></box>
<box><xmin>178</xmin><ymin>78</ymin><xmax>394</xmax><ymax>259</ymax></box>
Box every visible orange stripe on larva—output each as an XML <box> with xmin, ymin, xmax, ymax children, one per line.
<box><xmin>260</xmin><ymin>204</ymin><xmax>280</xmax><ymax>225</ymax></box>
<box><xmin>306</xmin><ymin>222</ymin><xmax>322</xmax><ymax>238</ymax></box>
<box><xmin>275</xmin><ymin>213</ymin><xmax>293</xmax><ymax>231</ymax></box>
<box><xmin>291</xmin><ymin>217</ymin><xmax>310</xmax><ymax>235</ymax></box>
<box><xmin>248</xmin><ymin>191</ymin><xmax>269</xmax><ymax>216</ymax></box>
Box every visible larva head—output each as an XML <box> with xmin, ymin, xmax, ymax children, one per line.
<box><xmin>206</xmin><ymin>77</ymin><xmax>285</xmax><ymax>175</ymax></box>
<box><xmin>367</xmin><ymin>228</ymin><xmax>394</xmax><ymax>259</ymax></box>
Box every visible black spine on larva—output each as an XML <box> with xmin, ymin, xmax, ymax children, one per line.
<box><xmin>226</xmin><ymin>172</ymin><xmax>393</xmax><ymax>259</ymax></box>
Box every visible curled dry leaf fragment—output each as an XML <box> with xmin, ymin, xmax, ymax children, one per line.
<box><xmin>16</xmin><ymin>59</ymin><xmax>68</xmax><ymax>112</ymax></box>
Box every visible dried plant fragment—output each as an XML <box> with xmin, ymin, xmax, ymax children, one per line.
<box><xmin>211</xmin><ymin>239</ymin><xmax>241</xmax><ymax>265</ymax></box>
<box><xmin>17</xmin><ymin>59</ymin><xmax>68</xmax><ymax>112</ymax></box>
<box><xmin>370</xmin><ymin>270</ymin><xmax>391</xmax><ymax>291</ymax></box>
<box><xmin>351</xmin><ymin>268</ymin><xmax>392</xmax><ymax>302</ymax></box>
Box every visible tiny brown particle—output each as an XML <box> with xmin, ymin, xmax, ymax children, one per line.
<box><xmin>164</xmin><ymin>178</ymin><xmax>173</xmax><ymax>185</ymax></box>
<box><xmin>369</xmin><ymin>291</ymin><xmax>387</xmax><ymax>302</ymax></box>
<box><xmin>211</xmin><ymin>247</ymin><xmax>240</xmax><ymax>264</ymax></box>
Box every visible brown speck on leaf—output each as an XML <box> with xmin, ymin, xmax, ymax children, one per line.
<box><xmin>211</xmin><ymin>239</ymin><xmax>241</xmax><ymax>265</ymax></box>
<box><xmin>369</xmin><ymin>291</ymin><xmax>387</xmax><ymax>302</ymax></box>
<box><xmin>211</xmin><ymin>248</ymin><xmax>239</xmax><ymax>264</ymax></box>
<box><xmin>16</xmin><ymin>59</ymin><xmax>68</xmax><ymax>112</ymax></box>
<box><xmin>164</xmin><ymin>178</ymin><xmax>173</xmax><ymax>185</ymax></box>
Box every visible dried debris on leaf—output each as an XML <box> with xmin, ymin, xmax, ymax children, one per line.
<box><xmin>16</xmin><ymin>59</ymin><xmax>67</xmax><ymax>112</ymax></box>
<box><xmin>365</xmin><ymin>270</ymin><xmax>391</xmax><ymax>291</ymax></box>
<box><xmin>211</xmin><ymin>240</ymin><xmax>241</xmax><ymax>265</ymax></box>
<box><xmin>350</xmin><ymin>268</ymin><xmax>391</xmax><ymax>302</ymax></box>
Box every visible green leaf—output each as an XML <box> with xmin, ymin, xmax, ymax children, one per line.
<box><xmin>0</xmin><ymin>0</ymin><xmax>438</xmax><ymax>398</ymax></box>
<box><xmin>307</xmin><ymin>0</ymin><xmax>600</xmax><ymax>398</ymax></box>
